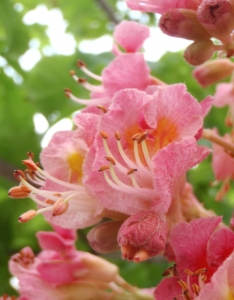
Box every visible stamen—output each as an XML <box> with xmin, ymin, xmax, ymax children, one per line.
<box><xmin>105</xmin><ymin>156</ymin><xmax>116</xmax><ymax>165</ymax></box>
<box><xmin>141</xmin><ymin>139</ymin><xmax>153</xmax><ymax>169</ymax></box>
<box><xmin>70</xmin><ymin>71</ymin><xmax>104</xmax><ymax>93</ymax></box>
<box><xmin>64</xmin><ymin>89</ymin><xmax>109</xmax><ymax>106</ymax></box>
<box><xmin>192</xmin><ymin>283</ymin><xmax>200</xmax><ymax>296</ymax></box>
<box><xmin>52</xmin><ymin>199</ymin><xmax>69</xmax><ymax>216</ymax></box>
<box><xmin>99</xmin><ymin>166</ymin><xmax>110</xmax><ymax>172</ymax></box>
<box><xmin>115</xmin><ymin>131</ymin><xmax>137</xmax><ymax>169</ymax></box>
<box><xmin>77</xmin><ymin>60</ymin><xmax>103</xmax><ymax>82</ymax></box>
<box><xmin>97</xmin><ymin>105</ymin><xmax>107</xmax><ymax>113</ymax></box>
<box><xmin>127</xmin><ymin>169</ymin><xmax>140</xmax><ymax>188</ymax></box>
<box><xmin>193</xmin><ymin>268</ymin><xmax>207</xmax><ymax>276</ymax></box>
<box><xmin>18</xmin><ymin>210</ymin><xmax>37</xmax><ymax>222</ymax></box>
<box><xmin>14</xmin><ymin>170</ymin><xmax>26</xmax><ymax>181</ymax></box>
<box><xmin>178</xmin><ymin>279</ymin><xmax>188</xmax><ymax>292</ymax></box>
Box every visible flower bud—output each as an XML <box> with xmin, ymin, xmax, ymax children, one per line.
<box><xmin>117</xmin><ymin>211</ymin><xmax>168</xmax><ymax>262</ymax></box>
<box><xmin>197</xmin><ymin>0</ymin><xmax>234</xmax><ymax>43</ymax></box>
<box><xmin>52</xmin><ymin>199</ymin><xmax>69</xmax><ymax>216</ymax></box>
<box><xmin>184</xmin><ymin>39</ymin><xmax>216</xmax><ymax>66</ymax></box>
<box><xmin>87</xmin><ymin>221</ymin><xmax>122</xmax><ymax>254</ymax></box>
<box><xmin>159</xmin><ymin>9</ymin><xmax>211</xmax><ymax>40</ymax></box>
<box><xmin>193</xmin><ymin>59</ymin><xmax>234</xmax><ymax>87</ymax></box>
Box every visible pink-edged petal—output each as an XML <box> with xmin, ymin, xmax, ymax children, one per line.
<box><xmin>154</xmin><ymin>277</ymin><xmax>182</xmax><ymax>300</ymax></box>
<box><xmin>143</xmin><ymin>84</ymin><xmax>203</xmax><ymax>140</ymax></box>
<box><xmin>125</xmin><ymin>0</ymin><xmax>202</xmax><ymax>14</ymax></box>
<box><xmin>152</xmin><ymin>138</ymin><xmax>210</xmax><ymax>214</ymax></box>
<box><xmin>113</xmin><ymin>21</ymin><xmax>150</xmax><ymax>52</ymax></box>
<box><xmin>214</xmin><ymin>82</ymin><xmax>234</xmax><ymax>107</ymax></box>
<box><xmin>52</xmin><ymin>225</ymin><xmax>77</xmax><ymax>241</ymax></box>
<box><xmin>212</xmin><ymin>135</ymin><xmax>234</xmax><ymax>180</ymax></box>
<box><xmin>196</xmin><ymin>251</ymin><xmax>234</xmax><ymax>300</ymax></box>
<box><xmin>207</xmin><ymin>227</ymin><xmax>234</xmax><ymax>268</ymax></box>
<box><xmin>40</xmin><ymin>130</ymin><xmax>87</xmax><ymax>183</ymax></box>
<box><xmin>168</xmin><ymin>216</ymin><xmax>222</xmax><ymax>279</ymax></box>
<box><xmin>200</xmin><ymin>95</ymin><xmax>214</xmax><ymax>117</ymax></box>
<box><xmin>36</xmin><ymin>231</ymin><xmax>73</xmax><ymax>253</ymax></box>
<box><xmin>43</xmin><ymin>187</ymin><xmax>102</xmax><ymax>229</ymax></box>
<box><xmin>37</xmin><ymin>260</ymin><xmax>85</xmax><ymax>284</ymax></box>
<box><xmin>102</xmin><ymin>54</ymin><xmax>151</xmax><ymax>97</ymax></box>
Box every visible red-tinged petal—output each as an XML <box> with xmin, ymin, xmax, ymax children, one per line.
<box><xmin>168</xmin><ymin>216</ymin><xmax>222</xmax><ymax>280</ymax></box>
<box><xmin>113</xmin><ymin>21</ymin><xmax>150</xmax><ymax>52</ymax></box>
<box><xmin>207</xmin><ymin>228</ymin><xmax>234</xmax><ymax>268</ymax></box>
<box><xmin>36</xmin><ymin>231</ymin><xmax>73</xmax><ymax>253</ymax></box>
<box><xmin>102</xmin><ymin>54</ymin><xmax>151</xmax><ymax>97</ymax></box>
<box><xmin>154</xmin><ymin>277</ymin><xmax>182</xmax><ymax>300</ymax></box>
<box><xmin>37</xmin><ymin>261</ymin><xmax>85</xmax><ymax>285</ymax></box>
<box><xmin>196</xmin><ymin>252</ymin><xmax>234</xmax><ymax>300</ymax></box>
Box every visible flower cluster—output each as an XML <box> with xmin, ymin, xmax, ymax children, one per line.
<box><xmin>6</xmin><ymin>4</ymin><xmax>234</xmax><ymax>300</ymax></box>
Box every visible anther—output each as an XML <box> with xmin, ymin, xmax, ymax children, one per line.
<box><xmin>183</xmin><ymin>290</ymin><xmax>191</xmax><ymax>300</ymax></box>
<box><xmin>184</xmin><ymin>269</ymin><xmax>194</xmax><ymax>276</ymax></box>
<box><xmin>27</xmin><ymin>151</ymin><xmax>34</xmax><ymax>160</ymax></box>
<box><xmin>193</xmin><ymin>268</ymin><xmax>207</xmax><ymax>276</ymax></box>
<box><xmin>162</xmin><ymin>266</ymin><xmax>173</xmax><ymax>277</ymax></box>
<box><xmin>97</xmin><ymin>105</ymin><xmax>107</xmax><ymax>113</ymax></box>
<box><xmin>45</xmin><ymin>199</ymin><xmax>55</xmax><ymax>205</ymax></box>
<box><xmin>100</xmin><ymin>131</ymin><xmax>108</xmax><ymax>139</ymax></box>
<box><xmin>137</xmin><ymin>132</ymin><xmax>148</xmax><ymax>144</ymax></box>
<box><xmin>8</xmin><ymin>186</ymin><xmax>31</xmax><ymax>198</ymax></box>
<box><xmin>105</xmin><ymin>156</ymin><xmax>116</xmax><ymax>165</ymax></box>
<box><xmin>98</xmin><ymin>166</ymin><xmax>110</xmax><ymax>172</ymax></box>
<box><xmin>77</xmin><ymin>60</ymin><xmax>86</xmax><ymax>68</ymax></box>
<box><xmin>192</xmin><ymin>283</ymin><xmax>200</xmax><ymax>296</ymax></box>
<box><xmin>114</xmin><ymin>131</ymin><xmax>121</xmax><ymax>140</ymax></box>
<box><xmin>18</xmin><ymin>210</ymin><xmax>37</xmax><ymax>222</ymax></box>
<box><xmin>132</xmin><ymin>133</ymin><xmax>140</xmax><ymax>140</ymax></box>
<box><xmin>22</xmin><ymin>159</ymin><xmax>38</xmax><ymax>171</ymax></box>
<box><xmin>127</xmin><ymin>168</ymin><xmax>137</xmax><ymax>175</ymax></box>
<box><xmin>178</xmin><ymin>279</ymin><xmax>188</xmax><ymax>291</ymax></box>
<box><xmin>13</xmin><ymin>170</ymin><xmax>26</xmax><ymax>181</ymax></box>
<box><xmin>70</xmin><ymin>70</ymin><xmax>76</xmax><ymax>76</ymax></box>
<box><xmin>78</xmin><ymin>78</ymin><xmax>86</xmax><ymax>84</ymax></box>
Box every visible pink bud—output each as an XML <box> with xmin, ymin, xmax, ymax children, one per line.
<box><xmin>197</xmin><ymin>0</ymin><xmax>234</xmax><ymax>43</ymax></box>
<box><xmin>87</xmin><ymin>221</ymin><xmax>122</xmax><ymax>254</ymax></box>
<box><xmin>159</xmin><ymin>9</ymin><xmax>211</xmax><ymax>40</ymax></box>
<box><xmin>117</xmin><ymin>211</ymin><xmax>168</xmax><ymax>262</ymax></box>
<box><xmin>193</xmin><ymin>58</ymin><xmax>234</xmax><ymax>87</ymax></box>
<box><xmin>184</xmin><ymin>39</ymin><xmax>216</xmax><ymax>66</ymax></box>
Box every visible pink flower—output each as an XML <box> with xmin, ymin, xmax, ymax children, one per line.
<box><xmin>113</xmin><ymin>20</ymin><xmax>150</xmax><ymax>53</ymax></box>
<box><xmin>65</xmin><ymin>21</ymin><xmax>158</xmax><ymax>108</ymax></box>
<box><xmin>154</xmin><ymin>216</ymin><xmax>234</xmax><ymax>299</ymax></box>
<box><xmin>9</xmin><ymin>114</ymin><xmax>102</xmax><ymax>229</ymax></box>
<box><xmin>84</xmin><ymin>84</ymin><xmax>211</xmax><ymax>216</ymax></box>
<box><xmin>9</xmin><ymin>226</ymin><xmax>154</xmax><ymax>300</ymax></box>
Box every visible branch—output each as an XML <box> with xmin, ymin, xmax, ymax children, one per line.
<box><xmin>95</xmin><ymin>0</ymin><xmax>119</xmax><ymax>24</ymax></box>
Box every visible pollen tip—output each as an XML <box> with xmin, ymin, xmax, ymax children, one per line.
<box><xmin>114</xmin><ymin>131</ymin><xmax>121</xmax><ymax>140</ymax></box>
<box><xmin>18</xmin><ymin>210</ymin><xmax>37</xmax><ymax>223</ymax></box>
<box><xmin>22</xmin><ymin>159</ymin><xmax>38</xmax><ymax>171</ymax></box>
<box><xmin>70</xmin><ymin>70</ymin><xmax>76</xmax><ymax>76</ymax></box>
<box><xmin>98</xmin><ymin>166</ymin><xmax>110</xmax><ymax>172</ymax></box>
<box><xmin>13</xmin><ymin>170</ymin><xmax>26</xmax><ymax>181</ymax></box>
<box><xmin>100</xmin><ymin>130</ymin><xmax>108</xmax><ymax>139</ymax></box>
<box><xmin>132</xmin><ymin>133</ymin><xmax>140</xmax><ymax>140</ymax></box>
<box><xmin>137</xmin><ymin>132</ymin><xmax>148</xmax><ymax>144</ymax></box>
<box><xmin>78</xmin><ymin>77</ymin><xmax>86</xmax><ymax>84</ymax></box>
<box><xmin>27</xmin><ymin>151</ymin><xmax>34</xmax><ymax>160</ymax></box>
<box><xmin>105</xmin><ymin>156</ymin><xmax>116</xmax><ymax>165</ymax></box>
<box><xmin>77</xmin><ymin>60</ymin><xmax>86</xmax><ymax>68</ymax></box>
<box><xmin>96</xmin><ymin>105</ymin><xmax>107</xmax><ymax>113</ymax></box>
<box><xmin>127</xmin><ymin>168</ymin><xmax>137</xmax><ymax>175</ymax></box>
<box><xmin>52</xmin><ymin>199</ymin><xmax>69</xmax><ymax>216</ymax></box>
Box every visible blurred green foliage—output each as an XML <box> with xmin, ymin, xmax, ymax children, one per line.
<box><xmin>0</xmin><ymin>0</ymin><xmax>232</xmax><ymax>296</ymax></box>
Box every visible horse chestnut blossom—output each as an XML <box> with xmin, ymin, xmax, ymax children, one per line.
<box><xmin>9</xmin><ymin>113</ymin><xmax>103</xmax><ymax>229</ymax></box>
<box><xmin>8</xmin><ymin>225</ymin><xmax>154</xmax><ymax>300</ymax></box>
<box><xmin>154</xmin><ymin>216</ymin><xmax>234</xmax><ymax>299</ymax></box>
<box><xmin>65</xmin><ymin>20</ymin><xmax>160</xmax><ymax>109</ymax></box>
<box><xmin>84</xmin><ymin>84</ymin><xmax>212</xmax><ymax>259</ymax></box>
